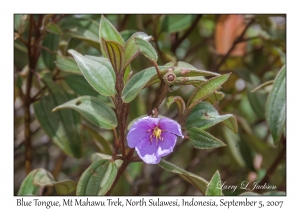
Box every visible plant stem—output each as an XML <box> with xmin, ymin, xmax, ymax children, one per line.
<box><xmin>24</xmin><ymin>15</ymin><xmax>34</xmax><ymax>175</ymax></box>
<box><xmin>23</xmin><ymin>15</ymin><xmax>44</xmax><ymax>175</ymax></box>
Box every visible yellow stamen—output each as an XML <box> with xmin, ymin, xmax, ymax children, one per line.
<box><xmin>150</xmin><ymin>127</ymin><xmax>163</xmax><ymax>145</ymax></box>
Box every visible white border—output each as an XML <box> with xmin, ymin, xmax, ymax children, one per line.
<box><xmin>3</xmin><ymin>0</ymin><xmax>297</xmax><ymax>209</ymax></box>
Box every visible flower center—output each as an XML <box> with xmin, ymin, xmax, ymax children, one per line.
<box><xmin>153</xmin><ymin>127</ymin><xmax>162</xmax><ymax>139</ymax></box>
<box><xmin>150</xmin><ymin>127</ymin><xmax>163</xmax><ymax>145</ymax></box>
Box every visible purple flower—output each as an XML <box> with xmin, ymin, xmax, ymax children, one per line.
<box><xmin>127</xmin><ymin>116</ymin><xmax>183</xmax><ymax>164</ymax></box>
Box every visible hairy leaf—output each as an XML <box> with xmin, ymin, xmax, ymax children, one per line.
<box><xmin>122</xmin><ymin>66</ymin><xmax>169</xmax><ymax>103</ymax></box>
<box><xmin>205</xmin><ymin>170</ymin><xmax>222</xmax><ymax>195</ymax></box>
<box><xmin>188</xmin><ymin>74</ymin><xmax>231</xmax><ymax>110</ymax></box>
<box><xmin>186</xmin><ymin>102</ymin><xmax>238</xmax><ymax>133</ymax></box>
<box><xmin>68</xmin><ymin>49</ymin><xmax>116</xmax><ymax>96</ymax></box>
<box><xmin>134</xmin><ymin>37</ymin><xmax>157</xmax><ymax>62</ymax></box>
<box><xmin>53</xmin><ymin>96</ymin><xmax>117</xmax><ymax>130</ymax></box>
<box><xmin>101</xmin><ymin>38</ymin><xmax>125</xmax><ymax>72</ymax></box>
<box><xmin>99</xmin><ymin>15</ymin><xmax>124</xmax><ymax>57</ymax></box>
<box><xmin>77</xmin><ymin>160</ymin><xmax>118</xmax><ymax>195</ymax></box>
<box><xmin>55</xmin><ymin>55</ymin><xmax>81</xmax><ymax>74</ymax></box>
<box><xmin>124</xmin><ymin>32</ymin><xmax>152</xmax><ymax>67</ymax></box>
<box><xmin>266</xmin><ymin>65</ymin><xmax>286</xmax><ymax>144</ymax></box>
<box><xmin>188</xmin><ymin>127</ymin><xmax>226</xmax><ymax>149</ymax></box>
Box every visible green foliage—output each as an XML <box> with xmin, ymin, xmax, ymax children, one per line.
<box><xmin>53</xmin><ymin>96</ymin><xmax>117</xmax><ymax>129</ymax></box>
<box><xmin>76</xmin><ymin>160</ymin><xmax>118</xmax><ymax>195</ymax></box>
<box><xmin>188</xmin><ymin>74</ymin><xmax>231</xmax><ymax>109</ymax></box>
<box><xmin>18</xmin><ymin>169</ymin><xmax>75</xmax><ymax>195</ymax></box>
<box><xmin>134</xmin><ymin>37</ymin><xmax>158</xmax><ymax>62</ymax></box>
<box><xmin>188</xmin><ymin>127</ymin><xmax>226</xmax><ymax>149</ymax></box>
<box><xmin>186</xmin><ymin>102</ymin><xmax>238</xmax><ymax>133</ymax></box>
<box><xmin>14</xmin><ymin>14</ymin><xmax>286</xmax><ymax>196</ymax></box>
<box><xmin>158</xmin><ymin>160</ymin><xmax>209</xmax><ymax>194</ymax></box>
<box><xmin>69</xmin><ymin>49</ymin><xmax>116</xmax><ymax>96</ymax></box>
<box><xmin>122</xmin><ymin>66</ymin><xmax>169</xmax><ymax>103</ymax></box>
<box><xmin>33</xmin><ymin>72</ymin><xmax>82</xmax><ymax>158</ymax></box>
<box><xmin>205</xmin><ymin>170</ymin><xmax>222</xmax><ymax>196</ymax></box>
<box><xmin>266</xmin><ymin>65</ymin><xmax>286</xmax><ymax>144</ymax></box>
<box><xmin>42</xmin><ymin>33</ymin><xmax>59</xmax><ymax>71</ymax></box>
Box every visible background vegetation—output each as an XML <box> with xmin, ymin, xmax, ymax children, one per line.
<box><xmin>14</xmin><ymin>14</ymin><xmax>286</xmax><ymax>195</ymax></box>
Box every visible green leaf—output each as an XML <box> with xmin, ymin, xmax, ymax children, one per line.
<box><xmin>205</xmin><ymin>170</ymin><xmax>222</xmax><ymax>196</ymax></box>
<box><xmin>18</xmin><ymin>168</ymin><xmax>75</xmax><ymax>195</ymax></box>
<box><xmin>134</xmin><ymin>37</ymin><xmax>158</xmax><ymax>62</ymax></box>
<box><xmin>99</xmin><ymin>15</ymin><xmax>124</xmax><ymax>57</ymax></box>
<box><xmin>33</xmin><ymin>168</ymin><xmax>76</xmax><ymax>195</ymax></box>
<box><xmin>158</xmin><ymin>160</ymin><xmax>209</xmax><ymax>194</ymax></box>
<box><xmin>14</xmin><ymin>40</ymin><xmax>28</xmax><ymax>69</ymax></box>
<box><xmin>166</xmin><ymin>96</ymin><xmax>185</xmax><ymax>116</ymax></box>
<box><xmin>59</xmin><ymin>17</ymin><xmax>100</xmax><ymax>50</ymax></box>
<box><xmin>101</xmin><ymin>38</ymin><xmax>125</xmax><ymax>72</ymax></box>
<box><xmin>173</xmin><ymin>66</ymin><xmax>219</xmax><ymax>77</ymax></box>
<box><xmin>18</xmin><ymin>170</ymin><xmax>39</xmax><ymax>195</ymax></box>
<box><xmin>46</xmin><ymin>22</ymin><xmax>63</xmax><ymax>35</ymax></box>
<box><xmin>187</xmin><ymin>127</ymin><xmax>226</xmax><ymax>149</ymax></box>
<box><xmin>186</xmin><ymin>102</ymin><xmax>238</xmax><ymax>133</ymax></box>
<box><xmin>160</xmin><ymin>15</ymin><xmax>196</xmax><ymax>33</ymax></box>
<box><xmin>174</xmin><ymin>76</ymin><xmax>206</xmax><ymax>86</ymax></box>
<box><xmin>266</xmin><ymin>65</ymin><xmax>286</xmax><ymax>144</ymax></box>
<box><xmin>90</xmin><ymin>153</ymin><xmax>123</xmax><ymax>168</ymax></box>
<box><xmin>246</xmin><ymin>83</ymin><xmax>267</xmax><ymax>117</ymax></box>
<box><xmin>53</xmin><ymin>96</ymin><xmax>117</xmax><ymax>130</ymax></box>
<box><xmin>175</xmin><ymin>61</ymin><xmax>217</xmax><ymax>81</ymax></box>
<box><xmin>68</xmin><ymin>49</ymin><xmax>116</xmax><ymax>96</ymax></box>
<box><xmin>223</xmin><ymin>127</ymin><xmax>246</xmax><ymax>167</ymax></box>
<box><xmin>15</xmin><ymin>14</ymin><xmax>29</xmax><ymax>34</ymax></box>
<box><xmin>55</xmin><ymin>55</ymin><xmax>81</xmax><ymax>74</ymax></box>
<box><xmin>33</xmin><ymin>72</ymin><xmax>81</xmax><ymax>158</ymax></box>
<box><xmin>187</xmin><ymin>73</ymin><xmax>231</xmax><ymax>110</ymax></box>
<box><xmin>124</xmin><ymin>32</ymin><xmax>152</xmax><ymax>67</ymax></box>
<box><xmin>65</xmin><ymin>75</ymin><xmax>114</xmax><ymax>107</ymax></box>
<box><xmin>122</xmin><ymin>66</ymin><xmax>169</xmax><ymax>103</ymax></box>
<box><xmin>65</xmin><ymin>75</ymin><xmax>98</xmax><ymax>97</ymax></box>
<box><xmin>85</xmin><ymin>126</ymin><xmax>112</xmax><ymax>154</ymax></box>
<box><xmin>77</xmin><ymin>160</ymin><xmax>118</xmax><ymax>195</ymax></box>
<box><xmin>42</xmin><ymin>33</ymin><xmax>59</xmax><ymax>71</ymax></box>
<box><xmin>206</xmin><ymin>91</ymin><xmax>225</xmax><ymax>104</ymax></box>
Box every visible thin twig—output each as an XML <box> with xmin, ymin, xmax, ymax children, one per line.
<box><xmin>24</xmin><ymin>15</ymin><xmax>34</xmax><ymax>175</ymax></box>
<box><xmin>171</xmin><ymin>15</ymin><xmax>203</xmax><ymax>53</ymax></box>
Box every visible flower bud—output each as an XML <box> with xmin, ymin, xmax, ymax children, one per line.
<box><xmin>163</xmin><ymin>71</ymin><xmax>177</xmax><ymax>85</ymax></box>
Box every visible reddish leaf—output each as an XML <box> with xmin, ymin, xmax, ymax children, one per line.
<box><xmin>215</xmin><ymin>15</ymin><xmax>246</xmax><ymax>56</ymax></box>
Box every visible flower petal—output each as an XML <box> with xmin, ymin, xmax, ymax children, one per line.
<box><xmin>157</xmin><ymin>131</ymin><xmax>177</xmax><ymax>157</ymax></box>
<box><xmin>135</xmin><ymin>139</ymin><xmax>160</xmax><ymax>164</ymax></box>
<box><xmin>131</xmin><ymin>116</ymin><xmax>160</xmax><ymax>130</ymax></box>
<box><xmin>127</xmin><ymin>128</ymin><xmax>151</xmax><ymax>148</ymax></box>
<box><xmin>127</xmin><ymin>116</ymin><xmax>159</xmax><ymax>148</ymax></box>
<box><xmin>159</xmin><ymin>118</ymin><xmax>183</xmax><ymax>137</ymax></box>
